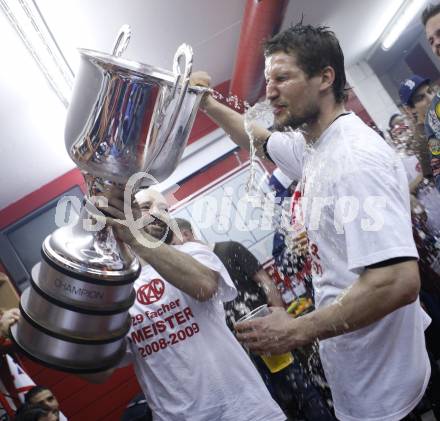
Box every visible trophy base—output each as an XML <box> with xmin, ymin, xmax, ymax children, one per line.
<box><xmin>10</xmin><ymin>321</ymin><xmax>126</xmax><ymax>374</ymax></box>
<box><xmin>11</xmin><ymin>217</ymin><xmax>140</xmax><ymax>373</ymax></box>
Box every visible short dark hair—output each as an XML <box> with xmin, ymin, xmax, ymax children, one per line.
<box><xmin>174</xmin><ymin>218</ymin><xmax>193</xmax><ymax>233</ymax></box>
<box><xmin>24</xmin><ymin>386</ymin><xmax>50</xmax><ymax>404</ymax></box>
<box><xmin>388</xmin><ymin>113</ymin><xmax>401</xmax><ymax>129</ymax></box>
<box><xmin>422</xmin><ymin>3</ymin><xmax>440</xmax><ymax>26</ymax></box>
<box><xmin>264</xmin><ymin>23</ymin><xmax>347</xmax><ymax>103</ymax></box>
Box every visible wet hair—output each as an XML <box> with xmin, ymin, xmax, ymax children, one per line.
<box><xmin>14</xmin><ymin>403</ymin><xmax>50</xmax><ymax>421</ymax></box>
<box><xmin>264</xmin><ymin>22</ymin><xmax>347</xmax><ymax>103</ymax></box>
<box><xmin>174</xmin><ymin>218</ymin><xmax>193</xmax><ymax>233</ymax></box>
<box><xmin>422</xmin><ymin>3</ymin><xmax>440</xmax><ymax>26</ymax></box>
<box><xmin>388</xmin><ymin>113</ymin><xmax>401</xmax><ymax>129</ymax></box>
<box><xmin>24</xmin><ymin>386</ymin><xmax>50</xmax><ymax>404</ymax></box>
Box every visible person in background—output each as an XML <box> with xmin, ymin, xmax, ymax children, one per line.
<box><xmin>267</xmin><ymin>168</ymin><xmax>334</xmax><ymax>406</ymax></box>
<box><xmin>0</xmin><ymin>308</ymin><xmax>67</xmax><ymax>421</ymax></box>
<box><xmin>170</xmin><ymin>218</ymin><xmax>284</xmax><ymax>326</ymax></box>
<box><xmin>268</xmin><ymin>169</ymin><xmax>314</xmax><ymax>309</ymax></box>
<box><xmin>24</xmin><ymin>388</ymin><xmax>60</xmax><ymax>421</ymax></box>
<box><xmin>421</xmin><ymin>3</ymin><xmax>440</xmax><ymax>191</ymax></box>
<box><xmin>84</xmin><ymin>188</ymin><xmax>285</xmax><ymax>421</ymax></box>
<box><xmin>388</xmin><ymin>112</ymin><xmax>440</xmax><ymax>418</ymax></box>
<box><xmin>396</xmin><ymin>75</ymin><xmax>440</xmax><ymax>237</ymax></box>
<box><xmin>191</xmin><ymin>21</ymin><xmax>429</xmax><ymax>421</ymax></box>
<box><xmin>399</xmin><ymin>75</ymin><xmax>435</xmax><ymax>180</ymax></box>
<box><xmin>0</xmin><ymin>307</ymin><xmax>20</xmax><ymax>420</ymax></box>
<box><xmin>171</xmin><ymin>218</ymin><xmax>336</xmax><ymax>421</ymax></box>
<box><xmin>269</xmin><ymin>168</ymin><xmax>296</xmax><ymax>266</ymax></box>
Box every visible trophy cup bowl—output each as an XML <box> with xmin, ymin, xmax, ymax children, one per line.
<box><xmin>10</xmin><ymin>26</ymin><xmax>207</xmax><ymax>372</ymax></box>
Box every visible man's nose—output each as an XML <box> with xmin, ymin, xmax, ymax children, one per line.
<box><xmin>266</xmin><ymin>83</ymin><xmax>278</xmax><ymax>101</ymax></box>
<box><xmin>150</xmin><ymin>207</ymin><xmax>167</xmax><ymax>222</ymax></box>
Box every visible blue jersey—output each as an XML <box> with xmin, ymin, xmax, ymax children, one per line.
<box><xmin>424</xmin><ymin>92</ymin><xmax>440</xmax><ymax>191</ymax></box>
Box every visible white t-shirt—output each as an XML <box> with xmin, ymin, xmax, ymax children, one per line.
<box><xmin>122</xmin><ymin>241</ymin><xmax>285</xmax><ymax>421</ymax></box>
<box><xmin>267</xmin><ymin>113</ymin><xmax>430</xmax><ymax>421</ymax></box>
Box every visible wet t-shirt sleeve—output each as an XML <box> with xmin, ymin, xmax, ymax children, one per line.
<box><xmin>179</xmin><ymin>242</ymin><xmax>237</xmax><ymax>303</ymax></box>
<box><xmin>266</xmin><ymin>131</ymin><xmax>304</xmax><ymax>181</ymax></box>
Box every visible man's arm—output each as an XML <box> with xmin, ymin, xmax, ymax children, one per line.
<box><xmin>216</xmin><ymin>241</ymin><xmax>283</xmax><ymax>306</ymax></box>
<box><xmin>130</xmin><ymin>239</ymin><xmax>219</xmax><ymax>301</ymax></box>
<box><xmin>236</xmin><ymin>259</ymin><xmax>420</xmax><ymax>353</ymax></box>
<box><xmin>252</xmin><ymin>269</ymin><xmax>284</xmax><ymax>307</ymax></box>
<box><xmin>191</xmin><ymin>71</ymin><xmax>271</xmax><ymax>158</ymax></box>
<box><xmin>101</xmin><ymin>194</ymin><xmax>219</xmax><ymax>302</ymax></box>
<box><xmin>303</xmin><ymin>259</ymin><xmax>419</xmax><ymax>341</ymax></box>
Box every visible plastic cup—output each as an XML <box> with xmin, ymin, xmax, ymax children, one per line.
<box><xmin>238</xmin><ymin>304</ymin><xmax>294</xmax><ymax>373</ymax></box>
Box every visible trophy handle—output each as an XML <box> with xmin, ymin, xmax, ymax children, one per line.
<box><xmin>112</xmin><ymin>24</ymin><xmax>131</xmax><ymax>57</ymax></box>
<box><xmin>144</xmin><ymin>44</ymin><xmax>193</xmax><ymax>170</ymax></box>
<box><xmin>165</xmin><ymin>43</ymin><xmax>193</xmax><ymax>139</ymax></box>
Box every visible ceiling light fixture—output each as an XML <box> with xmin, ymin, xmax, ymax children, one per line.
<box><xmin>381</xmin><ymin>0</ymin><xmax>426</xmax><ymax>50</ymax></box>
<box><xmin>0</xmin><ymin>0</ymin><xmax>74</xmax><ymax>107</ymax></box>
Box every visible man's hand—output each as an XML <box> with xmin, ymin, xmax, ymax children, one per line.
<box><xmin>252</xmin><ymin>269</ymin><xmax>284</xmax><ymax>307</ymax></box>
<box><xmin>235</xmin><ymin>307</ymin><xmax>310</xmax><ymax>354</ymax></box>
<box><xmin>0</xmin><ymin>308</ymin><xmax>20</xmax><ymax>338</ymax></box>
<box><xmin>190</xmin><ymin>70</ymin><xmax>211</xmax><ymax>88</ymax></box>
<box><xmin>190</xmin><ymin>71</ymin><xmax>212</xmax><ymax>109</ymax></box>
<box><xmin>94</xmin><ymin>188</ymin><xmax>141</xmax><ymax>247</ymax></box>
<box><xmin>189</xmin><ymin>70</ymin><xmax>271</xmax><ymax>155</ymax></box>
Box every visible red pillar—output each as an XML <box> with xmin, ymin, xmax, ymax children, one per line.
<box><xmin>230</xmin><ymin>0</ymin><xmax>289</xmax><ymax>105</ymax></box>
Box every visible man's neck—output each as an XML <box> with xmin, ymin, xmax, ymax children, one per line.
<box><xmin>302</xmin><ymin>102</ymin><xmax>347</xmax><ymax>144</ymax></box>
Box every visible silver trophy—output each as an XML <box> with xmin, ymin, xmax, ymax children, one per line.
<box><xmin>10</xmin><ymin>26</ymin><xmax>206</xmax><ymax>372</ymax></box>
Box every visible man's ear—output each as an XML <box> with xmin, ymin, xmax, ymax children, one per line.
<box><xmin>319</xmin><ymin>66</ymin><xmax>336</xmax><ymax>93</ymax></box>
<box><xmin>182</xmin><ymin>229</ymin><xmax>193</xmax><ymax>242</ymax></box>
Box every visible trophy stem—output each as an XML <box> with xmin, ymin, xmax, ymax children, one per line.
<box><xmin>82</xmin><ymin>171</ymin><xmax>129</xmax><ymax>198</ymax></box>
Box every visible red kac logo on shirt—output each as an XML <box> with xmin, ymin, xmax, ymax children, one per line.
<box><xmin>137</xmin><ymin>279</ymin><xmax>165</xmax><ymax>305</ymax></box>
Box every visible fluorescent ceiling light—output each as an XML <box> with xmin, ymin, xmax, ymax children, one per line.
<box><xmin>381</xmin><ymin>0</ymin><xmax>426</xmax><ymax>50</ymax></box>
<box><xmin>0</xmin><ymin>0</ymin><xmax>74</xmax><ymax>107</ymax></box>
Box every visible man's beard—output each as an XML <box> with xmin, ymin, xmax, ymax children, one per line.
<box><xmin>273</xmin><ymin>103</ymin><xmax>320</xmax><ymax>132</ymax></box>
<box><xmin>145</xmin><ymin>221</ymin><xmax>173</xmax><ymax>244</ymax></box>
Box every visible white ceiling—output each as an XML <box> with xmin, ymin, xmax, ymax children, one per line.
<box><xmin>0</xmin><ymin>0</ymin><xmax>427</xmax><ymax>211</ymax></box>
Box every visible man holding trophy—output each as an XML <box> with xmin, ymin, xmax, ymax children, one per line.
<box><xmin>87</xmin><ymin>188</ymin><xmax>286</xmax><ymax>421</ymax></box>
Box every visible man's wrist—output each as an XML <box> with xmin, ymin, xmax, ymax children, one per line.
<box><xmin>298</xmin><ymin>309</ymin><xmax>322</xmax><ymax>343</ymax></box>
<box><xmin>201</xmin><ymin>94</ymin><xmax>217</xmax><ymax>114</ymax></box>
